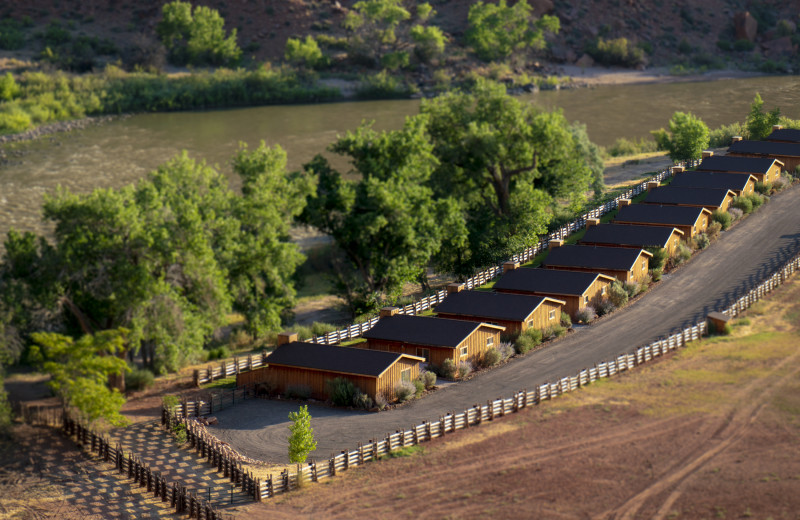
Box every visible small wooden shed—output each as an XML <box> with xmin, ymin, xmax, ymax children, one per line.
<box><xmin>237</xmin><ymin>339</ymin><xmax>424</xmax><ymax>402</ymax></box>
<box><xmin>434</xmin><ymin>287</ymin><xmax>565</xmax><ymax>335</ymax></box>
<box><xmin>493</xmin><ymin>267</ymin><xmax>615</xmax><ymax>320</ymax></box>
<box><xmin>362</xmin><ymin>310</ymin><xmax>504</xmax><ymax>368</ymax></box>
<box><xmin>542</xmin><ymin>244</ymin><xmax>652</xmax><ymax>284</ymax></box>
<box><xmin>669</xmin><ymin>171</ymin><xmax>757</xmax><ymax>197</ymax></box>
<box><xmin>579</xmin><ymin>223</ymin><xmax>685</xmax><ymax>256</ymax></box>
<box><xmin>642</xmin><ymin>186</ymin><xmax>736</xmax><ymax>212</ymax></box>
<box><xmin>728</xmin><ymin>140</ymin><xmax>800</xmax><ymax>172</ymax></box>
<box><xmin>614</xmin><ymin>204</ymin><xmax>712</xmax><ymax>238</ymax></box>
<box><xmin>697</xmin><ymin>153</ymin><xmax>783</xmax><ymax>183</ymax></box>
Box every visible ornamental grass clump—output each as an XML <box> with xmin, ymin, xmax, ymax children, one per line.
<box><xmin>456</xmin><ymin>361</ymin><xmax>473</xmax><ymax>379</ymax></box>
<box><xmin>609</xmin><ymin>281</ymin><xmax>629</xmax><ymax>308</ymax></box>
<box><xmin>575</xmin><ymin>306</ymin><xmax>597</xmax><ymax>324</ymax></box>
<box><xmin>394</xmin><ymin>380</ymin><xmax>415</xmax><ymax>402</ymax></box>
<box><xmin>514</xmin><ymin>328</ymin><xmax>542</xmax><ymax>354</ymax></box>
<box><xmin>419</xmin><ymin>370</ymin><xmax>436</xmax><ymax>390</ymax></box>
<box><xmin>482</xmin><ymin>347</ymin><xmax>502</xmax><ymax>367</ymax></box>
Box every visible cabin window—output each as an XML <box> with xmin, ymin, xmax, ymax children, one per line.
<box><xmin>549</xmin><ymin>309</ymin><xmax>555</xmax><ymax>320</ymax></box>
<box><xmin>401</xmin><ymin>368</ymin><xmax>411</xmax><ymax>382</ymax></box>
<box><xmin>702</xmin><ymin>218</ymin><xmax>707</xmax><ymax>226</ymax></box>
<box><xmin>527</xmin><ymin>320</ymin><xmax>534</xmax><ymax>327</ymax></box>
<box><xmin>601</xmin><ymin>286</ymin><xmax>607</xmax><ymax>295</ymax></box>
<box><xmin>641</xmin><ymin>260</ymin><xmax>647</xmax><ymax>272</ymax></box>
<box><xmin>460</xmin><ymin>346</ymin><xmax>468</xmax><ymax>357</ymax></box>
<box><xmin>583</xmin><ymin>295</ymin><xmax>589</xmax><ymax>305</ymax></box>
<box><xmin>486</xmin><ymin>337</ymin><xmax>494</xmax><ymax>347</ymax></box>
<box><xmin>674</xmin><ymin>238</ymin><xmax>678</xmax><ymax>248</ymax></box>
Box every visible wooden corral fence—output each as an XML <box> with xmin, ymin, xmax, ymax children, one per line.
<box><xmin>174</xmin><ymin>385</ymin><xmax>253</xmax><ymax>416</ymax></box>
<box><xmin>195</xmin><ymin>160</ymin><xmax>699</xmax><ymax>386</ymax></box>
<box><xmin>174</xmin><ymin>246</ymin><xmax>800</xmax><ymax>501</ymax></box>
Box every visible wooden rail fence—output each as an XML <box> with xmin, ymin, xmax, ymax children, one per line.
<box><xmin>195</xmin><ymin>159</ymin><xmax>699</xmax><ymax>385</ymax></box>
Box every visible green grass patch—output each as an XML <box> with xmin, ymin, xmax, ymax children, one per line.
<box><xmin>200</xmin><ymin>376</ymin><xmax>237</xmax><ymax>390</ymax></box>
<box><xmin>475</xmin><ymin>280</ymin><xmax>496</xmax><ymax>291</ymax></box>
<box><xmin>381</xmin><ymin>445</ymin><xmax>424</xmax><ymax>459</ymax></box>
<box><xmin>339</xmin><ymin>338</ymin><xmax>366</xmax><ymax>347</ymax></box>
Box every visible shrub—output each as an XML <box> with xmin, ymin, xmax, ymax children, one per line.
<box><xmin>413</xmin><ymin>379</ymin><xmax>425</xmax><ymax>398</ymax></box>
<box><xmin>575</xmin><ymin>306</ymin><xmax>596</xmax><ymax>324</ymax></box>
<box><xmin>0</xmin><ymin>20</ymin><xmax>26</xmax><ymax>51</ymax></box>
<box><xmin>162</xmin><ymin>394</ymin><xmax>179</xmax><ymax>411</ymax></box>
<box><xmin>206</xmin><ymin>345</ymin><xmax>230</xmax><ymax>361</ymax></box>
<box><xmin>375</xmin><ymin>392</ymin><xmax>388</xmax><ymax>410</ymax></box>
<box><xmin>711</xmin><ymin>210</ymin><xmax>732</xmax><ymax>230</ymax></box>
<box><xmin>456</xmin><ymin>361</ymin><xmax>473</xmax><ymax>379</ymax></box>
<box><xmin>706</xmin><ymin>221</ymin><xmax>722</xmax><ymax>240</ymax></box>
<box><xmin>285</xmin><ymin>384</ymin><xmax>312</xmax><ymax>400</ymax></box>
<box><xmin>754</xmin><ymin>181</ymin><xmax>772</xmax><ymax>195</ymax></box>
<box><xmin>728</xmin><ymin>207</ymin><xmax>744</xmax><ymax>221</ymax></box>
<box><xmin>748</xmin><ymin>193</ymin><xmax>764</xmax><ymax>210</ymax></box>
<box><xmin>731</xmin><ymin>195</ymin><xmax>753</xmax><ymax>214</ymax></box>
<box><xmin>596</xmin><ymin>299</ymin><xmax>616</xmax><ymax>316</ymax></box>
<box><xmin>607</xmin><ymin>137</ymin><xmax>657</xmax><ymax>157</ymax></box>
<box><xmin>126</xmin><ymin>367</ymin><xmax>155</xmax><ymax>392</ymax></box>
<box><xmin>708</xmin><ymin>121</ymin><xmax>746</xmax><ymax>147</ymax></box>
<box><xmin>673</xmin><ymin>243</ymin><xmax>693</xmax><ymax>266</ymax></box>
<box><xmin>439</xmin><ymin>358</ymin><xmax>457</xmax><ymax>379</ymax></box>
<box><xmin>356</xmin><ymin>70</ymin><xmax>414</xmax><ymax>99</ymax></box>
<box><xmin>646</xmin><ymin>247</ymin><xmax>668</xmax><ymax>271</ymax></box>
<box><xmin>394</xmin><ymin>380</ymin><xmax>415</xmax><ymax>402</ymax></box>
<box><xmin>353</xmin><ymin>392</ymin><xmax>373</xmax><ymax>410</ymax></box>
<box><xmin>157</xmin><ymin>1</ymin><xmax>242</xmax><ymax>66</ymax></box>
<box><xmin>0</xmin><ymin>73</ymin><xmax>20</xmax><ymax>102</ymax></box>
<box><xmin>587</xmin><ymin>37</ymin><xmax>646</xmax><ymax>68</ymax></box>
<box><xmin>772</xmin><ymin>175</ymin><xmax>790</xmax><ymax>191</ymax></box>
<box><xmin>172</xmin><ymin>422</ymin><xmax>188</xmax><ymax>444</ymax></box>
<box><xmin>482</xmin><ymin>347</ymin><xmax>502</xmax><ymax>367</ymax></box>
<box><xmin>608</xmin><ymin>280</ymin><xmax>629</xmax><ymax>308</ymax></box>
<box><xmin>515</xmin><ymin>328</ymin><xmax>542</xmax><ymax>354</ymax></box>
<box><xmin>496</xmin><ymin>342</ymin><xmax>514</xmax><ymax>361</ymax></box>
<box><xmin>285</xmin><ymin>35</ymin><xmax>326</xmax><ymax>69</ymax></box>
<box><xmin>650</xmin><ymin>268</ymin><xmax>663</xmax><ymax>282</ymax></box>
<box><xmin>326</xmin><ymin>377</ymin><xmax>357</xmax><ymax>407</ymax></box>
<box><xmin>560</xmin><ymin>311</ymin><xmax>572</xmax><ymax>328</ymax></box>
<box><xmin>695</xmin><ymin>233</ymin><xmax>710</xmax><ymax>250</ymax></box>
<box><xmin>230</xmin><ymin>329</ymin><xmax>252</xmax><ymax>349</ymax></box>
<box><xmin>419</xmin><ymin>370</ymin><xmax>437</xmax><ymax>390</ymax></box>
<box><xmin>311</xmin><ymin>322</ymin><xmax>338</xmax><ymax>337</ymax></box>
<box><xmin>622</xmin><ymin>281</ymin><xmax>639</xmax><ymax>299</ymax></box>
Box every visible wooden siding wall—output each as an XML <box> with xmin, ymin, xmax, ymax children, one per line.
<box><xmin>524</xmin><ymin>301</ymin><xmax>562</xmax><ymax>331</ymax></box>
<box><xmin>366</xmin><ymin>327</ymin><xmax>502</xmax><ymax>369</ymax></box>
<box><xmin>586</xmin><ymin>277</ymin><xmax>613</xmax><ymax>309</ymax></box>
<box><xmin>236</xmin><ymin>366</ymin><xmax>269</xmax><ymax>387</ymax></box>
<box><xmin>728</xmin><ymin>154</ymin><xmax>798</xmax><ymax>175</ymax></box>
<box><xmin>495</xmin><ymin>288</ymin><xmax>582</xmax><ymax>320</ymax></box>
<box><xmin>719</xmin><ymin>193</ymin><xmax>734</xmax><ymax>212</ymax></box>
<box><xmin>454</xmin><ymin>326</ymin><xmax>503</xmax><ymax>366</ymax></box>
<box><xmin>544</xmin><ymin>265</ymin><xmax>633</xmax><ymax>283</ymax></box>
<box><xmin>693</xmin><ymin>213</ymin><xmax>710</xmax><ymax>236</ymax></box>
<box><xmin>631</xmin><ymin>253</ymin><xmax>651</xmax><ymax>284</ymax></box>
<box><xmin>376</xmin><ymin>358</ymin><xmax>420</xmax><ymax>399</ymax></box>
<box><xmin>435</xmin><ymin>314</ymin><xmax>523</xmax><ymax>334</ymax></box>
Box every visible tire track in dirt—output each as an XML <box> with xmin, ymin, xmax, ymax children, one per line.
<box><xmin>596</xmin><ymin>348</ymin><xmax>800</xmax><ymax>520</ymax></box>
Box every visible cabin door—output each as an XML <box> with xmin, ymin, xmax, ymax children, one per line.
<box><xmin>417</xmin><ymin>348</ymin><xmax>430</xmax><ymax>362</ymax></box>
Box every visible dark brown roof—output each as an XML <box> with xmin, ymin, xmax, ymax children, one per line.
<box><xmin>542</xmin><ymin>245</ymin><xmax>650</xmax><ymax>272</ymax></box>
<box><xmin>614</xmin><ymin>204</ymin><xmax>710</xmax><ymax>226</ymax></box>
<box><xmin>580</xmin><ymin>224</ymin><xmax>681</xmax><ymax>249</ymax></box>
<box><xmin>766</xmin><ymin>128</ymin><xmax>800</xmax><ymax>143</ymax></box>
<box><xmin>669</xmin><ymin>171</ymin><xmax>755</xmax><ymax>192</ymax></box>
<box><xmin>435</xmin><ymin>290</ymin><xmax>563</xmax><ymax>322</ymax></box>
<box><xmin>363</xmin><ymin>315</ymin><xmax>502</xmax><ymax>348</ymax></box>
<box><xmin>642</xmin><ymin>186</ymin><xmax>734</xmax><ymax>208</ymax></box>
<box><xmin>266</xmin><ymin>342</ymin><xmax>421</xmax><ymax>378</ymax></box>
<box><xmin>493</xmin><ymin>269</ymin><xmax>614</xmax><ymax>297</ymax></box>
<box><xmin>728</xmin><ymin>140</ymin><xmax>800</xmax><ymax>158</ymax></box>
<box><xmin>696</xmin><ymin>155</ymin><xmax>780</xmax><ymax>174</ymax></box>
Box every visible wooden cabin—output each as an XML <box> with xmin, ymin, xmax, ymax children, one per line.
<box><xmin>669</xmin><ymin>171</ymin><xmax>757</xmax><ymax>197</ymax></box>
<box><xmin>493</xmin><ymin>267</ymin><xmax>615</xmax><ymax>320</ymax></box>
<box><xmin>579</xmin><ymin>223</ymin><xmax>684</xmax><ymax>256</ymax></box>
<box><xmin>614</xmin><ymin>204</ymin><xmax>712</xmax><ymax>238</ymax></box>
<box><xmin>765</xmin><ymin>127</ymin><xmax>800</xmax><ymax>143</ymax></box>
<box><xmin>542</xmin><ymin>244</ymin><xmax>652</xmax><ymax>284</ymax></box>
<box><xmin>695</xmin><ymin>155</ymin><xmax>783</xmax><ymax>183</ymax></box>
<box><xmin>362</xmin><ymin>310</ymin><xmax>504</xmax><ymax>368</ymax></box>
<box><xmin>434</xmin><ymin>286</ymin><xmax>565</xmax><ymax>335</ymax></box>
<box><xmin>642</xmin><ymin>186</ymin><xmax>735</xmax><ymax>212</ymax></box>
<box><xmin>237</xmin><ymin>338</ymin><xmax>424</xmax><ymax>402</ymax></box>
<box><xmin>727</xmin><ymin>140</ymin><xmax>799</xmax><ymax>173</ymax></box>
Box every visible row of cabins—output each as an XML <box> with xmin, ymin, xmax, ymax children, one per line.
<box><xmin>238</xmin><ymin>136</ymin><xmax>795</xmax><ymax>404</ymax></box>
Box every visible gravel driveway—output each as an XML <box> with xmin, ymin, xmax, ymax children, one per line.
<box><xmin>211</xmin><ymin>186</ymin><xmax>800</xmax><ymax>463</ymax></box>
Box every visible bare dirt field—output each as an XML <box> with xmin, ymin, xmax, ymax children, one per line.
<box><xmin>232</xmin><ymin>277</ymin><xmax>800</xmax><ymax>519</ymax></box>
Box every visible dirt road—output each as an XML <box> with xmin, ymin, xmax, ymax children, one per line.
<box><xmin>211</xmin><ymin>186</ymin><xmax>800</xmax><ymax>463</ymax></box>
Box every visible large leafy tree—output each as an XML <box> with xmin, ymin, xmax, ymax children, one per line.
<box><xmin>466</xmin><ymin>0</ymin><xmax>559</xmax><ymax>63</ymax></box>
<box><xmin>421</xmin><ymin>79</ymin><xmax>598</xmax><ymax>272</ymax></box>
<box><xmin>156</xmin><ymin>0</ymin><xmax>241</xmax><ymax>66</ymax></box>
<box><xmin>652</xmin><ymin>111</ymin><xmax>710</xmax><ymax>162</ymax></box>
<box><xmin>746</xmin><ymin>93</ymin><xmax>781</xmax><ymax>141</ymax></box>
<box><xmin>299</xmin><ymin>116</ymin><xmax>467</xmax><ymax>313</ymax></box>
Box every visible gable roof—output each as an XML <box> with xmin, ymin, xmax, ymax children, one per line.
<box><xmin>580</xmin><ymin>223</ymin><xmax>683</xmax><ymax>249</ymax></box>
<box><xmin>266</xmin><ymin>342</ymin><xmax>423</xmax><ymax>378</ymax></box>
<box><xmin>362</xmin><ymin>314</ymin><xmax>503</xmax><ymax>348</ymax></box>
<box><xmin>614</xmin><ymin>204</ymin><xmax>711</xmax><ymax>226</ymax></box>
<box><xmin>435</xmin><ymin>290</ymin><xmax>565</xmax><ymax>322</ymax></box>
<box><xmin>642</xmin><ymin>186</ymin><xmax>735</xmax><ymax>207</ymax></box>
<box><xmin>542</xmin><ymin>244</ymin><xmax>651</xmax><ymax>272</ymax></box>
<box><xmin>493</xmin><ymin>268</ymin><xmax>615</xmax><ymax>296</ymax></box>
<box><xmin>728</xmin><ymin>140</ymin><xmax>800</xmax><ymax>158</ymax></box>
<box><xmin>669</xmin><ymin>171</ymin><xmax>756</xmax><ymax>192</ymax></box>
<box><xmin>766</xmin><ymin>128</ymin><xmax>800</xmax><ymax>143</ymax></box>
<box><xmin>696</xmin><ymin>155</ymin><xmax>781</xmax><ymax>174</ymax></box>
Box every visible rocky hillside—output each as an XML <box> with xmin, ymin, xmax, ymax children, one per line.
<box><xmin>1</xmin><ymin>0</ymin><xmax>797</xmax><ymax>74</ymax></box>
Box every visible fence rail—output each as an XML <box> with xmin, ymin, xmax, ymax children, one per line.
<box><xmin>195</xmin><ymin>159</ymin><xmax>698</xmax><ymax>386</ymax></box>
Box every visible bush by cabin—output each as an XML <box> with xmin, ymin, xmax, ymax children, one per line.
<box><xmin>613</xmin><ymin>203</ymin><xmax>712</xmax><ymax>238</ymax></box>
<box><xmin>541</xmin><ymin>243</ymin><xmax>652</xmax><ymax>284</ymax></box>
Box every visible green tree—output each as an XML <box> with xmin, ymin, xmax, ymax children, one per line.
<box><xmin>299</xmin><ymin>116</ymin><xmax>467</xmax><ymax>312</ymax></box>
<box><xmin>409</xmin><ymin>24</ymin><xmax>446</xmax><ymax>64</ymax></box>
<box><xmin>746</xmin><ymin>93</ymin><xmax>781</xmax><ymax>140</ymax></box>
<box><xmin>285</xmin><ymin>36</ymin><xmax>326</xmax><ymax>70</ymax></box>
<box><xmin>288</xmin><ymin>405</ymin><xmax>317</xmax><ymax>463</ymax></box>
<box><xmin>29</xmin><ymin>329</ymin><xmax>130</xmax><ymax>427</ymax></box>
<box><xmin>466</xmin><ymin>0</ymin><xmax>559</xmax><ymax>62</ymax></box>
<box><xmin>652</xmin><ymin>111</ymin><xmax>710</xmax><ymax>162</ymax></box>
<box><xmin>0</xmin><ymin>72</ymin><xmax>20</xmax><ymax>101</ymax></box>
<box><xmin>156</xmin><ymin>1</ymin><xmax>241</xmax><ymax>66</ymax></box>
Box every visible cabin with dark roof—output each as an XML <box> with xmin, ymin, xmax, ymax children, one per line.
<box><xmin>434</xmin><ymin>286</ymin><xmax>565</xmax><ymax>335</ymax></box>
<box><xmin>614</xmin><ymin>204</ymin><xmax>712</xmax><ymax>238</ymax></box>
<box><xmin>642</xmin><ymin>186</ymin><xmax>735</xmax><ymax>212</ymax></box>
<box><xmin>493</xmin><ymin>266</ymin><xmax>615</xmax><ymax>319</ymax></box>
<box><xmin>766</xmin><ymin>127</ymin><xmax>800</xmax><ymax>143</ymax></box>
<box><xmin>541</xmin><ymin>244</ymin><xmax>652</xmax><ymax>284</ymax></box>
<box><xmin>237</xmin><ymin>334</ymin><xmax>424</xmax><ymax>402</ymax></box>
<box><xmin>362</xmin><ymin>310</ymin><xmax>505</xmax><ymax>368</ymax></box>
<box><xmin>695</xmin><ymin>155</ymin><xmax>783</xmax><ymax>183</ymax></box>
<box><xmin>669</xmin><ymin>171</ymin><xmax>756</xmax><ymax>197</ymax></box>
<box><xmin>727</xmin><ymin>140</ymin><xmax>800</xmax><ymax>172</ymax></box>
<box><xmin>579</xmin><ymin>222</ymin><xmax>684</xmax><ymax>256</ymax></box>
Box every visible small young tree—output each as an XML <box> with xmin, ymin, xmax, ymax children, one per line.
<box><xmin>156</xmin><ymin>0</ymin><xmax>241</xmax><ymax>66</ymax></box>
<box><xmin>466</xmin><ymin>0</ymin><xmax>559</xmax><ymax>63</ymax></box>
<box><xmin>288</xmin><ymin>405</ymin><xmax>317</xmax><ymax>463</ymax></box>
<box><xmin>285</xmin><ymin>35</ymin><xmax>326</xmax><ymax>70</ymax></box>
<box><xmin>652</xmin><ymin>112</ymin><xmax>710</xmax><ymax>162</ymax></box>
<box><xmin>746</xmin><ymin>93</ymin><xmax>780</xmax><ymax>140</ymax></box>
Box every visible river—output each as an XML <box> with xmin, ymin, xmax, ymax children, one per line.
<box><xmin>1</xmin><ymin>75</ymin><xmax>799</xmax><ymax>240</ymax></box>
